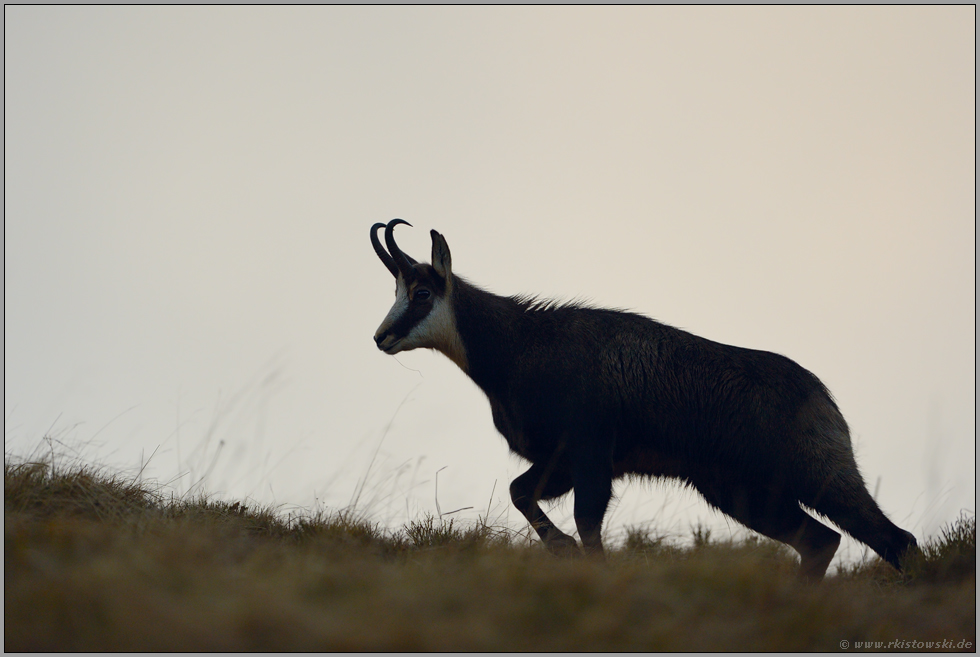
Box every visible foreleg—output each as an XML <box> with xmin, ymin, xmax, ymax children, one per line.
<box><xmin>572</xmin><ymin>437</ymin><xmax>614</xmax><ymax>557</ymax></box>
<box><xmin>510</xmin><ymin>461</ymin><xmax>576</xmax><ymax>554</ymax></box>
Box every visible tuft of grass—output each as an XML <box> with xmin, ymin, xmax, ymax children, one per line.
<box><xmin>404</xmin><ymin>514</ymin><xmax>466</xmax><ymax>548</ymax></box>
<box><xmin>5</xmin><ymin>459</ymin><xmax>975</xmax><ymax>651</ymax></box>
<box><xmin>4</xmin><ymin>460</ymin><xmax>162</xmax><ymax>522</ymax></box>
<box><xmin>691</xmin><ymin>521</ymin><xmax>713</xmax><ymax>548</ymax></box>
<box><xmin>911</xmin><ymin>512</ymin><xmax>976</xmax><ymax>583</ymax></box>
<box><xmin>622</xmin><ymin>524</ymin><xmax>671</xmax><ymax>555</ymax></box>
<box><xmin>402</xmin><ymin>513</ymin><xmax>514</xmax><ymax>552</ymax></box>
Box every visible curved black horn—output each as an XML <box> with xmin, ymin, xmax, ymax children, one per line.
<box><xmin>385</xmin><ymin>218</ymin><xmax>416</xmax><ymax>274</ymax></box>
<box><xmin>371</xmin><ymin>222</ymin><xmax>398</xmax><ymax>276</ymax></box>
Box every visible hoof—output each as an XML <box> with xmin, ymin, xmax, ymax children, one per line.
<box><xmin>544</xmin><ymin>535</ymin><xmax>581</xmax><ymax>557</ymax></box>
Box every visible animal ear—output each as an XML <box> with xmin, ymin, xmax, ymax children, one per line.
<box><xmin>430</xmin><ymin>230</ymin><xmax>452</xmax><ymax>280</ymax></box>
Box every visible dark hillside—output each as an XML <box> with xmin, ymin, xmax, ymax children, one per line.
<box><xmin>5</xmin><ymin>460</ymin><xmax>975</xmax><ymax>651</ymax></box>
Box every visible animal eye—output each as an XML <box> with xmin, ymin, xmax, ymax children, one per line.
<box><xmin>414</xmin><ymin>288</ymin><xmax>431</xmax><ymax>301</ymax></box>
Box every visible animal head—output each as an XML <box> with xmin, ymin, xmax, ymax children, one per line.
<box><xmin>371</xmin><ymin>220</ymin><xmax>467</xmax><ymax>369</ymax></box>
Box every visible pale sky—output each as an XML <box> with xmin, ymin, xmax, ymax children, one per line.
<box><xmin>4</xmin><ymin>7</ymin><xmax>975</xmax><ymax>560</ymax></box>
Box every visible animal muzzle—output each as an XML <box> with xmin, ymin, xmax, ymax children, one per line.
<box><xmin>374</xmin><ymin>329</ymin><xmax>401</xmax><ymax>353</ymax></box>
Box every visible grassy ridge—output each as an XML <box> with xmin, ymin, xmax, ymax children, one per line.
<box><xmin>5</xmin><ymin>460</ymin><xmax>975</xmax><ymax>651</ymax></box>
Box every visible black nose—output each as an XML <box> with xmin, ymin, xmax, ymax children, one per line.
<box><xmin>374</xmin><ymin>331</ymin><xmax>388</xmax><ymax>349</ymax></box>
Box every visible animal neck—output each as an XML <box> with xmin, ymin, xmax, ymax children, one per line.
<box><xmin>430</xmin><ymin>300</ymin><xmax>469</xmax><ymax>373</ymax></box>
<box><xmin>448</xmin><ymin>277</ymin><xmax>525</xmax><ymax>394</ymax></box>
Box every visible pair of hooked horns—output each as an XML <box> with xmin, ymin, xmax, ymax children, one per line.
<box><xmin>371</xmin><ymin>219</ymin><xmax>417</xmax><ymax>277</ymax></box>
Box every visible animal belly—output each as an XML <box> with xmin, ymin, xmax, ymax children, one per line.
<box><xmin>614</xmin><ymin>448</ymin><xmax>687</xmax><ymax>480</ymax></box>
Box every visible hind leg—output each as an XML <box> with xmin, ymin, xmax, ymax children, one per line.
<box><xmin>789</xmin><ymin>404</ymin><xmax>919</xmax><ymax>572</ymax></box>
<box><xmin>701</xmin><ymin>483</ymin><xmax>841</xmax><ymax>581</ymax></box>
<box><xmin>809</xmin><ymin>480</ymin><xmax>919</xmax><ymax>572</ymax></box>
<box><xmin>781</xmin><ymin>508</ymin><xmax>842</xmax><ymax>581</ymax></box>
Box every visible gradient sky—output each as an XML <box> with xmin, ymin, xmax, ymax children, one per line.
<box><xmin>5</xmin><ymin>7</ymin><xmax>975</xmax><ymax>561</ymax></box>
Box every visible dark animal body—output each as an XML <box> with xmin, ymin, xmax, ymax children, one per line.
<box><xmin>371</xmin><ymin>220</ymin><xmax>918</xmax><ymax>580</ymax></box>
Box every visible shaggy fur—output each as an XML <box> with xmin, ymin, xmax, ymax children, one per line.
<box><xmin>372</xmin><ymin>222</ymin><xmax>918</xmax><ymax>580</ymax></box>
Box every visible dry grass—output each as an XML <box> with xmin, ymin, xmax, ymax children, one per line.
<box><xmin>5</xmin><ymin>459</ymin><xmax>975</xmax><ymax>651</ymax></box>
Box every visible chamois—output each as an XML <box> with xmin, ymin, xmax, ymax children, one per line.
<box><xmin>371</xmin><ymin>219</ymin><xmax>918</xmax><ymax>580</ymax></box>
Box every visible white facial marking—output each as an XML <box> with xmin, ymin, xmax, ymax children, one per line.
<box><xmin>374</xmin><ymin>274</ymin><xmax>467</xmax><ymax>370</ymax></box>
<box><xmin>374</xmin><ymin>276</ymin><xmax>409</xmax><ymax>352</ymax></box>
